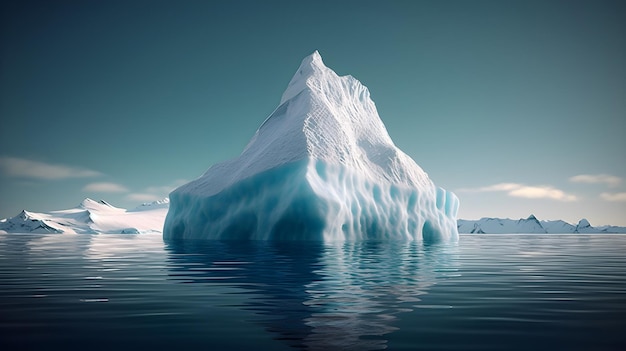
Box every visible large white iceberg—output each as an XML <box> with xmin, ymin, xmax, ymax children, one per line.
<box><xmin>164</xmin><ymin>51</ymin><xmax>459</xmax><ymax>241</ymax></box>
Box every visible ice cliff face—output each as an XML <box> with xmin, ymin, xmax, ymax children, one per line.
<box><xmin>164</xmin><ymin>51</ymin><xmax>459</xmax><ymax>241</ymax></box>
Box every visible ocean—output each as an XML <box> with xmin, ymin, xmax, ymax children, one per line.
<box><xmin>1</xmin><ymin>234</ymin><xmax>625</xmax><ymax>350</ymax></box>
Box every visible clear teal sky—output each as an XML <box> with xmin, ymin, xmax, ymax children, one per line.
<box><xmin>1</xmin><ymin>0</ymin><xmax>625</xmax><ymax>225</ymax></box>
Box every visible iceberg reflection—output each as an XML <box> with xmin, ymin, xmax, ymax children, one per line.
<box><xmin>164</xmin><ymin>238</ymin><xmax>459</xmax><ymax>350</ymax></box>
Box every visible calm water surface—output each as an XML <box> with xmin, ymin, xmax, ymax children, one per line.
<box><xmin>1</xmin><ymin>234</ymin><xmax>625</xmax><ymax>350</ymax></box>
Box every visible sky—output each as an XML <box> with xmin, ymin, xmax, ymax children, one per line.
<box><xmin>1</xmin><ymin>0</ymin><xmax>625</xmax><ymax>226</ymax></box>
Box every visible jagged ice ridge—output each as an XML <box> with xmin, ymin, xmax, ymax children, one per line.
<box><xmin>164</xmin><ymin>51</ymin><xmax>459</xmax><ymax>241</ymax></box>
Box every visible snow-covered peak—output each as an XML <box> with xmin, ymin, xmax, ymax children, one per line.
<box><xmin>577</xmin><ymin>218</ymin><xmax>591</xmax><ymax>228</ymax></box>
<box><xmin>252</xmin><ymin>51</ymin><xmax>418</xmax><ymax>184</ymax></box>
<box><xmin>298</xmin><ymin>49</ymin><xmax>325</xmax><ymax>71</ymax></box>
<box><xmin>309</xmin><ymin>49</ymin><xmax>323</xmax><ymax>64</ymax></box>
<box><xmin>79</xmin><ymin>198</ymin><xmax>117</xmax><ymax>211</ymax></box>
<box><xmin>143</xmin><ymin>198</ymin><xmax>170</xmax><ymax>206</ymax></box>
<box><xmin>188</xmin><ymin>50</ymin><xmax>432</xmax><ymax>202</ymax></box>
<box><xmin>165</xmin><ymin>51</ymin><xmax>459</xmax><ymax>241</ymax></box>
<box><xmin>280</xmin><ymin>50</ymin><xmax>326</xmax><ymax>104</ymax></box>
<box><xmin>18</xmin><ymin>210</ymin><xmax>34</xmax><ymax>220</ymax></box>
<box><xmin>575</xmin><ymin>218</ymin><xmax>595</xmax><ymax>233</ymax></box>
<box><xmin>131</xmin><ymin>198</ymin><xmax>170</xmax><ymax>211</ymax></box>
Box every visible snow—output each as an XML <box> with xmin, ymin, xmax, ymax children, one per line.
<box><xmin>164</xmin><ymin>51</ymin><xmax>459</xmax><ymax>241</ymax></box>
<box><xmin>595</xmin><ymin>225</ymin><xmax>626</xmax><ymax>234</ymax></box>
<box><xmin>2</xmin><ymin>196</ymin><xmax>624</xmax><ymax>235</ymax></box>
<box><xmin>575</xmin><ymin>219</ymin><xmax>594</xmax><ymax>233</ymax></box>
<box><xmin>458</xmin><ymin>215</ymin><xmax>626</xmax><ymax>233</ymax></box>
<box><xmin>541</xmin><ymin>220</ymin><xmax>577</xmax><ymax>234</ymax></box>
<box><xmin>457</xmin><ymin>215</ymin><xmax>546</xmax><ymax>234</ymax></box>
<box><xmin>0</xmin><ymin>198</ymin><xmax>169</xmax><ymax>234</ymax></box>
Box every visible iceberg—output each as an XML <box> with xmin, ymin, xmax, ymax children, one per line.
<box><xmin>164</xmin><ymin>51</ymin><xmax>459</xmax><ymax>241</ymax></box>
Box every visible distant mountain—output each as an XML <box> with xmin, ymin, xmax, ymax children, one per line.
<box><xmin>2</xmin><ymin>201</ymin><xmax>624</xmax><ymax>235</ymax></box>
<box><xmin>458</xmin><ymin>215</ymin><xmax>626</xmax><ymax>234</ymax></box>
<box><xmin>0</xmin><ymin>198</ymin><xmax>169</xmax><ymax>234</ymax></box>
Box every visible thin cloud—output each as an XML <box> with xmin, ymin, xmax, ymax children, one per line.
<box><xmin>83</xmin><ymin>182</ymin><xmax>128</xmax><ymax>193</ymax></box>
<box><xmin>0</xmin><ymin>156</ymin><xmax>101</xmax><ymax>180</ymax></box>
<box><xmin>126</xmin><ymin>179</ymin><xmax>188</xmax><ymax>203</ymax></box>
<box><xmin>458</xmin><ymin>182</ymin><xmax>577</xmax><ymax>202</ymax></box>
<box><xmin>508</xmin><ymin>185</ymin><xmax>577</xmax><ymax>201</ymax></box>
<box><xmin>569</xmin><ymin>174</ymin><xmax>622</xmax><ymax>187</ymax></box>
<box><xmin>475</xmin><ymin>183</ymin><xmax>521</xmax><ymax>192</ymax></box>
<box><xmin>600</xmin><ymin>192</ymin><xmax>626</xmax><ymax>202</ymax></box>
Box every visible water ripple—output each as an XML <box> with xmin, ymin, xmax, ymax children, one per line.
<box><xmin>0</xmin><ymin>234</ymin><xmax>625</xmax><ymax>350</ymax></box>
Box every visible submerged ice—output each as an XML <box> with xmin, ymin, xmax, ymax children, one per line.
<box><xmin>164</xmin><ymin>51</ymin><xmax>459</xmax><ymax>241</ymax></box>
